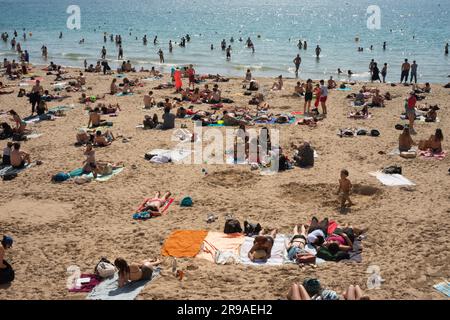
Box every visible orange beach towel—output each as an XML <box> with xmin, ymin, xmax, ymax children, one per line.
<box><xmin>161</xmin><ymin>230</ymin><xmax>208</xmax><ymax>257</ymax></box>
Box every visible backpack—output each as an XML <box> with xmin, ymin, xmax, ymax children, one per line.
<box><xmin>180</xmin><ymin>196</ymin><xmax>193</xmax><ymax>207</ymax></box>
<box><xmin>356</xmin><ymin>129</ymin><xmax>367</xmax><ymax>136</ymax></box>
<box><xmin>224</xmin><ymin>219</ymin><xmax>242</xmax><ymax>234</ymax></box>
<box><xmin>382</xmin><ymin>165</ymin><xmax>402</xmax><ymax>175</ymax></box>
<box><xmin>94</xmin><ymin>258</ymin><xmax>116</xmax><ymax>278</ymax></box>
<box><xmin>2</xmin><ymin>173</ymin><xmax>17</xmax><ymax>181</ymax></box>
<box><xmin>244</xmin><ymin>221</ymin><xmax>262</xmax><ymax>237</ymax></box>
<box><xmin>370</xmin><ymin>129</ymin><xmax>380</xmax><ymax>137</ymax></box>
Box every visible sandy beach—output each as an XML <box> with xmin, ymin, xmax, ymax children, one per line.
<box><xmin>0</xmin><ymin>66</ymin><xmax>449</xmax><ymax>300</ymax></box>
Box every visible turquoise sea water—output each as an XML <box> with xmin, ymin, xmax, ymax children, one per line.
<box><xmin>1</xmin><ymin>0</ymin><xmax>449</xmax><ymax>82</ymax></box>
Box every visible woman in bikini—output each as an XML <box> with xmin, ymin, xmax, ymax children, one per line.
<box><xmin>286</xmin><ymin>225</ymin><xmax>308</xmax><ymax>261</ymax></box>
<box><xmin>114</xmin><ymin>257</ymin><xmax>160</xmax><ymax>288</ymax></box>
<box><xmin>8</xmin><ymin>110</ymin><xmax>27</xmax><ymax>134</ymax></box>
<box><xmin>141</xmin><ymin>191</ymin><xmax>172</xmax><ymax>214</ymax></box>
<box><xmin>248</xmin><ymin>229</ymin><xmax>277</xmax><ymax>262</ymax></box>
<box><xmin>419</xmin><ymin>128</ymin><xmax>444</xmax><ymax>153</ymax></box>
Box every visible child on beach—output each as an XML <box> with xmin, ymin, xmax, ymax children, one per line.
<box><xmin>2</xmin><ymin>142</ymin><xmax>13</xmax><ymax>165</ymax></box>
<box><xmin>337</xmin><ymin>169</ymin><xmax>354</xmax><ymax>210</ymax></box>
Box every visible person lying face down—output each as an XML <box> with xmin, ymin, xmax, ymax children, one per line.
<box><xmin>114</xmin><ymin>257</ymin><xmax>161</xmax><ymax>288</ymax></box>
<box><xmin>248</xmin><ymin>229</ymin><xmax>278</xmax><ymax>262</ymax></box>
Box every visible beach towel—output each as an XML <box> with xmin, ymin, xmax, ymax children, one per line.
<box><xmin>433</xmin><ymin>282</ymin><xmax>450</xmax><ymax>297</ymax></box>
<box><xmin>116</xmin><ymin>92</ymin><xmax>134</xmax><ymax>97</ymax></box>
<box><xmin>86</xmin><ymin>269</ymin><xmax>160</xmax><ymax>300</ymax></box>
<box><xmin>146</xmin><ymin>148</ymin><xmax>192</xmax><ymax>163</ymax></box>
<box><xmin>133</xmin><ymin>197</ymin><xmax>174</xmax><ymax>220</ymax></box>
<box><xmin>337</xmin><ymin>87</ymin><xmax>352</xmax><ymax>91</ymax></box>
<box><xmin>388</xmin><ymin>147</ymin><xmax>418</xmax><ymax>156</ymax></box>
<box><xmin>418</xmin><ymin>150</ymin><xmax>447</xmax><ymax>160</ymax></box>
<box><xmin>161</xmin><ymin>230</ymin><xmax>208</xmax><ymax>258</ymax></box>
<box><xmin>369</xmin><ymin>171</ymin><xmax>415</xmax><ymax>186</ymax></box>
<box><xmin>0</xmin><ymin>163</ymin><xmax>33</xmax><ymax>177</ymax></box>
<box><xmin>85</xmin><ymin>167</ymin><xmax>124</xmax><ymax>182</ymax></box>
<box><xmin>195</xmin><ymin>232</ymin><xmax>245</xmax><ymax>263</ymax></box>
<box><xmin>239</xmin><ymin>235</ymin><xmax>288</xmax><ymax>266</ymax></box>
<box><xmin>254</xmin><ymin>117</ymin><xmax>296</xmax><ymax>125</ymax></box>
<box><xmin>24</xmin><ymin>133</ymin><xmax>42</xmax><ymax>140</ymax></box>
<box><xmin>68</xmin><ymin>274</ymin><xmax>102</xmax><ymax>293</ymax></box>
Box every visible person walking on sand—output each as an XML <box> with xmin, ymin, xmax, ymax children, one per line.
<box><xmin>315</xmin><ymin>45</ymin><xmax>321</xmax><ymax>58</ymax></box>
<box><xmin>158</xmin><ymin>49</ymin><xmax>164</xmax><ymax>63</ymax></box>
<box><xmin>410</xmin><ymin>60</ymin><xmax>418</xmax><ymax>84</ymax></box>
<box><xmin>400</xmin><ymin>59</ymin><xmax>410</xmax><ymax>84</ymax></box>
<box><xmin>319</xmin><ymin>80</ymin><xmax>328</xmax><ymax>115</ymax></box>
<box><xmin>293</xmin><ymin>54</ymin><xmax>302</xmax><ymax>78</ymax></box>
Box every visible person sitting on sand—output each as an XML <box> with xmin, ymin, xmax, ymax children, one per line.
<box><xmin>354</xmin><ymin>90</ymin><xmax>366</xmax><ymax>106</ymax></box>
<box><xmin>285</xmin><ymin>225</ymin><xmax>309</xmax><ymax>261</ymax></box>
<box><xmin>76</xmin><ymin>128</ymin><xmax>93</xmax><ymax>145</ymax></box>
<box><xmin>369</xmin><ymin>89</ymin><xmax>384</xmax><ymax>107</ymax></box>
<box><xmin>248</xmin><ymin>229</ymin><xmax>278</xmax><ymax>262</ymax></box>
<box><xmin>114</xmin><ymin>257</ymin><xmax>161</xmax><ymax>288</ymax></box>
<box><xmin>93</xmin><ymin>130</ymin><xmax>115</xmax><ymax>147</ymax></box>
<box><xmin>208</xmin><ymin>86</ymin><xmax>221</xmax><ymax>103</ymax></box>
<box><xmin>140</xmin><ymin>191</ymin><xmax>172</xmax><ymax>213</ymax></box>
<box><xmin>0</xmin><ymin>81</ymin><xmax>14</xmax><ymax>95</ymax></box>
<box><xmin>0</xmin><ymin>235</ymin><xmax>13</xmax><ymax>274</ymax></box>
<box><xmin>2</xmin><ymin>142</ymin><xmax>13</xmax><ymax>165</ymax></box>
<box><xmin>294</xmin><ymin>82</ymin><xmax>305</xmax><ymax>97</ymax></box>
<box><xmin>418</xmin><ymin>128</ymin><xmax>444</xmax><ymax>154</ymax></box>
<box><xmin>110</xmin><ymin>79</ymin><xmax>120</xmax><ymax>95</ymax></box>
<box><xmin>150</xmin><ymin>67</ymin><xmax>161</xmax><ymax>77</ymax></box>
<box><xmin>160</xmin><ymin>106</ymin><xmax>175</xmax><ymax>130</ymax></box>
<box><xmin>200</xmin><ymin>84</ymin><xmax>212</xmax><ymax>100</ymax></box>
<box><xmin>337</xmin><ymin>169</ymin><xmax>354</xmax><ymax>210</ymax></box>
<box><xmin>76</xmin><ymin>72</ymin><xmax>86</xmax><ymax>88</ymax></box>
<box><xmin>425</xmin><ymin>106</ymin><xmax>438</xmax><ymax>122</ymax></box>
<box><xmin>10</xmin><ymin>142</ymin><xmax>31</xmax><ymax>169</ymax></box>
<box><xmin>293</xmin><ymin>141</ymin><xmax>314</xmax><ymax>168</ymax></box>
<box><xmin>399</xmin><ymin>127</ymin><xmax>415</xmax><ymax>152</ymax></box>
<box><xmin>99</xmin><ymin>103</ymin><xmax>120</xmax><ymax>114</ymax></box>
<box><xmin>244</xmin><ymin>69</ymin><xmax>252</xmax><ymax>82</ymax></box>
<box><xmin>122</xmin><ymin>78</ymin><xmax>133</xmax><ymax>94</ymax></box>
<box><xmin>144</xmin><ymin>91</ymin><xmax>155</xmax><ymax>109</ymax></box>
<box><xmin>176</xmin><ymin>106</ymin><xmax>187</xmax><ymax>118</ymax></box>
<box><xmin>88</xmin><ymin>107</ymin><xmax>107</xmax><ymax>128</ymax></box>
<box><xmin>143</xmin><ymin>114</ymin><xmax>159</xmax><ymax>129</ymax></box>
<box><xmin>8</xmin><ymin>110</ymin><xmax>26</xmax><ymax>134</ymax></box>
<box><xmin>82</xmin><ymin>143</ymin><xmax>97</xmax><ymax>178</ymax></box>
<box><xmin>0</xmin><ymin>123</ymin><xmax>14</xmax><ymax>140</ymax></box>
<box><xmin>271</xmin><ymin>75</ymin><xmax>283</xmax><ymax>90</ymax></box>
<box><xmin>189</xmin><ymin>88</ymin><xmax>201</xmax><ymax>103</ymax></box>
<box><xmin>328</xmin><ymin>76</ymin><xmax>337</xmax><ymax>89</ymax></box>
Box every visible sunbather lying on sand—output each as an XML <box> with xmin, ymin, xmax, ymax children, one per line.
<box><xmin>287</xmin><ymin>282</ymin><xmax>369</xmax><ymax>300</ymax></box>
<box><xmin>349</xmin><ymin>105</ymin><xmax>370</xmax><ymax>118</ymax></box>
<box><xmin>99</xmin><ymin>103</ymin><xmax>121</xmax><ymax>114</ymax></box>
<box><xmin>140</xmin><ymin>191</ymin><xmax>172</xmax><ymax>213</ymax></box>
<box><xmin>114</xmin><ymin>257</ymin><xmax>161</xmax><ymax>288</ymax></box>
<box><xmin>285</xmin><ymin>225</ymin><xmax>308</xmax><ymax>260</ymax></box>
<box><xmin>248</xmin><ymin>229</ymin><xmax>277</xmax><ymax>262</ymax></box>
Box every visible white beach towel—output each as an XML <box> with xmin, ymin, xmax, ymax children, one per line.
<box><xmin>147</xmin><ymin>148</ymin><xmax>192</xmax><ymax>163</ymax></box>
<box><xmin>388</xmin><ymin>147</ymin><xmax>418</xmax><ymax>156</ymax></box>
<box><xmin>240</xmin><ymin>235</ymin><xmax>288</xmax><ymax>266</ymax></box>
<box><xmin>369</xmin><ymin>171</ymin><xmax>415</xmax><ymax>186</ymax></box>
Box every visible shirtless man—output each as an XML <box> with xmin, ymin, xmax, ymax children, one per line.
<box><xmin>327</xmin><ymin>76</ymin><xmax>337</xmax><ymax>89</ymax></box>
<box><xmin>294</xmin><ymin>82</ymin><xmax>304</xmax><ymax>96</ymax></box>
<box><xmin>337</xmin><ymin>169</ymin><xmax>354</xmax><ymax>210</ymax></box>
<box><xmin>293</xmin><ymin>54</ymin><xmax>302</xmax><ymax>77</ymax></box>
<box><xmin>400</xmin><ymin>59</ymin><xmax>411</xmax><ymax>84</ymax></box>
<box><xmin>30</xmin><ymin>80</ymin><xmax>44</xmax><ymax>115</ymax></box>
<box><xmin>144</xmin><ymin>91</ymin><xmax>155</xmax><ymax>108</ymax></box>
<box><xmin>94</xmin><ymin>130</ymin><xmax>115</xmax><ymax>147</ymax></box>
<box><xmin>399</xmin><ymin>127</ymin><xmax>414</xmax><ymax>152</ymax></box>
<box><xmin>110</xmin><ymin>79</ymin><xmax>120</xmax><ymax>94</ymax></box>
<box><xmin>248</xmin><ymin>229</ymin><xmax>278</xmax><ymax>262</ymax></box>
<box><xmin>76</xmin><ymin>72</ymin><xmax>86</xmax><ymax>88</ymax></box>
<box><xmin>10</xmin><ymin>142</ymin><xmax>31</xmax><ymax>169</ymax></box>
<box><xmin>88</xmin><ymin>108</ymin><xmax>107</xmax><ymax>128</ymax></box>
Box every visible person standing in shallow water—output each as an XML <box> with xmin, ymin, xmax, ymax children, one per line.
<box><xmin>445</xmin><ymin>43</ymin><xmax>448</xmax><ymax>55</ymax></box>
<box><xmin>381</xmin><ymin>63</ymin><xmax>388</xmax><ymax>83</ymax></box>
<box><xmin>226</xmin><ymin>45</ymin><xmax>231</xmax><ymax>60</ymax></box>
<box><xmin>158</xmin><ymin>49</ymin><xmax>164</xmax><ymax>63</ymax></box>
<box><xmin>293</xmin><ymin>54</ymin><xmax>302</xmax><ymax>78</ymax></box>
<box><xmin>315</xmin><ymin>45</ymin><xmax>321</xmax><ymax>58</ymax></box>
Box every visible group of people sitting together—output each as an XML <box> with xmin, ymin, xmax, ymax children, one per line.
<box><xmin>76</xmin><ymin>128</ymin><xmax>115</xmax><ymax>147</ymax></box>
<box><xmin>1</xmin><ymin>141</ymin><xmax>31</xmax><ymax>168</ymax></box>
<box><xmin>399</xmin><ymin>127</ymin><xmax>444</xmax><ymax>154</ymax></box>
<box><xmin>110</xmin><ymin>77</ymin><xmax>139</xmax><ymax>95</ymax></box>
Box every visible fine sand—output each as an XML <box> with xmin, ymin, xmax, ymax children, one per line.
<box><xmin>0</xmin><ymin>67</ymin><xmax>449</xmax><ymax>299</ymax></box>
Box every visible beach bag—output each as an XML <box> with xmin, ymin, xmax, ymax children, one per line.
<box><xmin>395</xmin><ymin>124</ymin><xmax>404</xmax><ymax>131</ymax></box>
<box><xmin>370</xmin><ymin>129</ymin><xmax>380</xmax><ymax>137</ymax></box>
<box><xmin>382</xmin><ymin>165</ymin><xmax>402</xmax><ymax>175</ymax></box>
<box><xmin>244</xmin><ymin>221</ymin><xmax>262</xmax><ymax>237</ymax></box>
<box><xmin>356</xmin><ymin>129</ymin><xmax>367</xmax><ymax>136</ymax></box>
<box><xmin>94</xmin><ymin>258</ymin><xmax>116</xmax><ymax>278</ymax></box>
<box><xmin>52</xmin><ymin>172</ymin><xmax>70</xmax><ymax>182</ymax></box>
<box><xmin>180</xmin><ymin>196</ymin><xmax>193</xmax><ymax>207</ymax></box>
<box><xmin>224</xmin><ymin>219</ymin><xmax>242</xmax><ymax>234</ymax></box>
<box><xmin>0</xmin><ymin>260</ymin><xmax>15</xmax><ymax>284</ymax></box>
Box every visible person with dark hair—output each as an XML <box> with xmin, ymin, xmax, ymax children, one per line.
<box><xmin>371</xmin><ymin>62</ymin><xmax>381</xmax><ymax>83</ymax></box>
<box><xmin>419</xmin><ymin>128</ymin><xmax>444</xmax><ymax>154</ymax></box>
<box><xmin>405</xmin><ymin>91</ymin><xmax>417</xmax><ymax>134</ymax></box>
<box><xmin>307</xmin><ymin>217</ymin><xmax>328</xmax><ymax>247</ymax></box>
<box><xmin>0</xmin><ymin>123</ymin><xmax>13</xmax><ymax>139</ymax></box>
<box><xmin>114</xmin><ymin>257</ymin><xmax>160</xmax><ymax>288</ymax></box>
<box><xmin>410</xmin><ymin>60</ymin><xmax>418</xmax><ymax>84</ymax></box>
<box><xmin>8</xmin><ymin>110</ymin><xmax>27</xmax><ymax>134</ymax></box>
<box><xmin>30</xmin><ymin>79</ymin><xmax>43</xmax><ymax>115</ymax></box>
<box><xmin>0</xmin><ymin>236</ymin><xmax>14</xmax><ymax>284</ymax></box>
<box><xmin>400</xmin><ymin>59</ymin><xmax>410</xmax><ymax>84</ymax></box>
<box><xmin>381</xmin><ymin>63</ymin><xmax>388</xmax><ymax>83</ymax></box>
<box><xmin>10</xmin><ymin>142</ymin><xmax>31</xmax><ymax>169</ymax></box>
<box><xmin>399</xmin><ymin>127</ymin><xmax>414</xmax><ymax>152</ymax></box>
<box><xmin>248</xmin><ymin>229</ymin><xmax>278</xmax><ymax>262</ymax></box>
<box><xmin>161</xmin><ymin>106</ymin><xmax>175</xmax><ymax>130</ymax></box>
<box><xmin>293</xmin><ymin>141</ymin><xmax>314</xmax><ymax>168</ymax></box>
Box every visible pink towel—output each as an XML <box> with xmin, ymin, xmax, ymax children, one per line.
<box><xmin>68</xmin><ymin>274</ymin><xmax>102</xmax><ymax>293</ymax></box>
<box><xmin>419</xmin><ymin>150</ymin><xmax>447</xmax><ymax>160</ymax></box>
